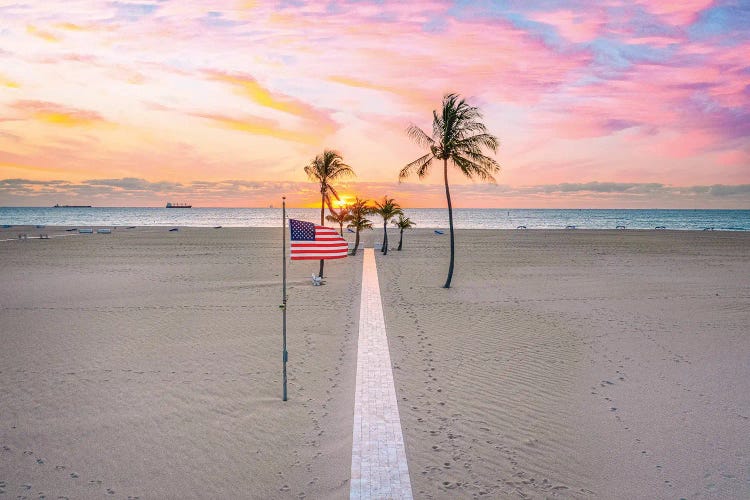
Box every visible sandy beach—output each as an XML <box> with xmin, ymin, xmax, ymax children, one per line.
<box><xmin>1</xmin><ymin>226</ymin><xmax>361</xmax><ymax>499</ymax></box>
<box><xmin>379</xmin><ymin>229</ymin><xmax>750</xmax><ymax>499</ymax></box>
<box><xmin>1</xmin><ymin>226</ymin><xmax>749</xmax><ymax>498</ymax></box>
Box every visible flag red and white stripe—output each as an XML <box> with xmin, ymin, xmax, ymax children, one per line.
<box><xmin>289</xmin><ymin>219</ymin><xmax>348</xmax><ymax>260</ymax></box>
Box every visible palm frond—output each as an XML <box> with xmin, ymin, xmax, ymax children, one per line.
<box><xmin>323</xmin><ymin>194</ymin><xmax>336</xmax><ymax>213</ymax></box>
<box><xmin>455</xmin><ymin>133</ymin><xmax>499</xmax><ymax>153</ymax></box>
<box><xmin>399</xmin><ymin>153</ymin><xmax>434</xmax><ymax>181</ymax></box>
<box><xmin>406</xmin><ymin>125</ymin><xmax>434</xmax><ymax>149</ymax></box>
<box><xmin>404</xmin><ymin>92</ymin><xmax>500</xmax><ymax>182</ymax></box>
<box><xmin>392</xmin><ymin>213</ymin><xmax>416</xmax><ymax>229</ymax></box>
<box><xmin>327</xmin><ymin>184</ymin><xmax>340</xmax><ymax>201</ymax></box>
<box><xmin>372</xmin><ymin>196</ymin><xmax>402</xmax><ymax>219</ymax></box>
<box><xmin>303</xmin><ymin>164</ymin><xmax>319</xmax><ymax>182</ymax></box>
<box><xmin>452</xmin><ymin>154</ymin><xmax>499</xmax><ymax>182</ymax></box>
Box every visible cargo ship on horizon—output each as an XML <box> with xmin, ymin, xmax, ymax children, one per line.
<box><xmin>166</xmin><ymin>202</ymin><xmax>192</xmax><ymax>208</ymax></box>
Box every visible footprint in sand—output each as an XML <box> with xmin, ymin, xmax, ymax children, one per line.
<box><xmin>69</xmin><ymin>473</ymin><xmax>79</xmax><ymax>479</ymax></box>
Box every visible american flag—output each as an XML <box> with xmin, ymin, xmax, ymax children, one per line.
<box><xmin>289</xmin><ymin>219</ymin><xmax>349</xmax><ymax>260</ymax></box>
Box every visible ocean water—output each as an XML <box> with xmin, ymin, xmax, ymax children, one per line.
<box><xmin>0</xmin><ymin>207</ymin><xmax>748</xmax><ymax>231</ymax></box>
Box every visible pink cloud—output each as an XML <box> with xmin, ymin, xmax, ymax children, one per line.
<box><xmin>716</xmin><ymin>149</ymin><xmax>750</xmax><ymax>168</ymax></box>
<box><xmin>637</xmin><ymin>0</ymin><xmax>715</xmax><ymax>27</ymax></box>
<box><xmin>530</xmin><ymin>8</ymin><xmax>608</xmax><ymax>43</ymax></box>
<box><xmin>1</xmin><ymin>1</ymin><xmax>747</xmax><ymax>203</ymax></box>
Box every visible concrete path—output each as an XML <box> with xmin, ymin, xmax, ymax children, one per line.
<box><xmin>350</xmin><ymin>249</ymin><xmax>413</xmax><ymax>499</ymax></box>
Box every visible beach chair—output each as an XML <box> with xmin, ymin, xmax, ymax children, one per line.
<box><xmin>78</xmin><ymin>228</ymin><xmax>93</xmax><ymax>234</ymax></box>
<box><xmin>434</xmin><ymin>230</ymin><xmax>444</xmax><ymax>235</ymax></box>
<box><xmin>97</xmin><ymin>228</ymin><xmax>112</xmax><ymax>234</ymax></box>
<box><xmin>374</xmin><ymin>242</ymin><xmax>382</xmax><ymax>251</ymax></box>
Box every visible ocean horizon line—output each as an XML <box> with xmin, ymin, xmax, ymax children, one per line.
<box><xmin>2</xmin><ymin>206</ymin><xmax>747</xmax><ymax>231</ymax></box>
<box><xmin>3</xmin><ymin>206</ymin><xmax>749</xmax><ymax>211</ymax></box>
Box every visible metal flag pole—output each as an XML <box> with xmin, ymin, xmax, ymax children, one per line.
<box><xmin>281</xmin><ymin>196</ymin><xmax>288</xmax><ymax>401</ymax></box>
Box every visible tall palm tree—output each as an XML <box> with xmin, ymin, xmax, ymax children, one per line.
<box><xmin>400</xmin><ymin>93</ymin><xmax>500</xmax><ymax>288</ymax></box>
<box><xmin>345</xmin><ymin>197</ymin><xmax>372</xmax><ymax>256</ymax></box>
<box><xmin>325</xmin><ymin>206</ymin><xmax>351</xmax><ymax>236</ymax></box>
<box><xmin>304</xmin><ymin>149</ymin><xmax>354</xmax><ymax>277</ymax></box>
<box><xmin>393</xmin><ymin>213</ymin><xmax>416</xmax><ymax>251</ymax></box>
<box><xmin>372</xmin><ymin>196</ymin><xmax>402</xmax><ymax>256</ymax></box>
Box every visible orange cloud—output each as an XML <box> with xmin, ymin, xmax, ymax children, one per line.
<box><xmin>26</xmin><ymin>24</ymin><xmax>60</xmax><ymax>42</ymax></box>
<box><xmin>195</xmin><ymin>112</ymin><xmax>319</xmax><ymax>144</ymax></box>
<box><xmin>328</xmin><ymin>75</ymin><xmax>398</xmax><ymax>94</ymax></box>
<box><xmin>11</xmin><ymin>100</ymin><xmax>108</xmax><ymax>127</ymax></box>
<box><xmin>205</xmin><ymin>70</ymin><xmax>338</xmax><ymax>134</ymax></box>
<box><xmin>0</xmin><ymin>73</ymin><xmax>20</xmax><ymax>88</ymax></box>
<box><xmin>55</xmin><ymin>22</ymin><xmax>86</xmax><ymax>31</ymax></box>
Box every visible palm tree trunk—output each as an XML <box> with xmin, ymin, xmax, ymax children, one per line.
<box><xmin>319</xmin><ymin>193</ymin><xmax>325</xmax><ymax>278</ymax></box>
<box><xmin>443</xmin><ymin>158</ymin><xmax>454</xmax><ymax>288</ymax></box>
<box><xmin>382</xmin><ymin>221</ymin><xmax>388</xmax><ymax>255</ymax></box>
<box><xmin>338</xmin><ymin>222</ymin><xmax>343</xmax><ymax>237</ymax></box>
<box><xmin>352</xmin><ymin>228</ymin><xmax>360</xmax><ymax>255</ymax></box>
<box><xmin>398</xmin><ymin>228</ymin><xmax>403</xmax><ymax>250</ymax></box>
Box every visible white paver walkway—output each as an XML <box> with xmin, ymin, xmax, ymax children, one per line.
<box><xmin>350</xmin><ymin>249</ymin><xmax>413</xmax><ymax>500</ymax></box>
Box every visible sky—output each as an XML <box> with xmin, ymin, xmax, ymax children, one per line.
<box><xmin>0</xmin><ymin>0</ymin><xmax>748</xmax><ymax>208</ymax></box>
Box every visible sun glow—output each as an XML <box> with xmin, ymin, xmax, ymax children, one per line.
<box><xmin>334</xmin><ymin>196</ymin><xmax>353</xmax><ymax>208</ymax></box>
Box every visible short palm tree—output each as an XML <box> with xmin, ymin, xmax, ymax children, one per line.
<box><xmin>345</xmin><ymin>197</ymin><xmax>372</xmax><ymax>256</ymax></box>
<box><xmin>400</xmin><ymin>93</ymin><xmax>500</xmax><ymax>288</ymax></box>
<box><xmin>304</xmin><ymin>149</ymin><xmax>354</xmax><ymax>277</ymax></box>
<box><xmin>392</xmin><ymin>213</ymin><xmax>415</xmax><ymax>251</ymax></box>
<box><xmin>372</xmin><ymin>196</ymin><xmax>402</xmax><ymax>255</ymax></box>
<box><xmin>325</xmin><ymin>206</ymin><xmax>351</xmax><ymax>236</ymax></box>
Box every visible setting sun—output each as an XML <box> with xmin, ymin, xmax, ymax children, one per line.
<box><xmin>334</xmin><ymin>196</ymin><xmax>353</xmax><ymax>209</ymax></box>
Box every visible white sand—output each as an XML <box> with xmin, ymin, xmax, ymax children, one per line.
<box><xmin>377</xmin><ymin>229</ymin><xmax>750</xmax><ymax>498</ymax></box>
<box><xmin>1</xmin><ymin>227</ymin><xmax>361</xmax><ymax>499</ymax></box>
<box><xmin>2</xmin><ymin>226</ymin><xmax>749</xmax><ymax>499</ymax></box>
